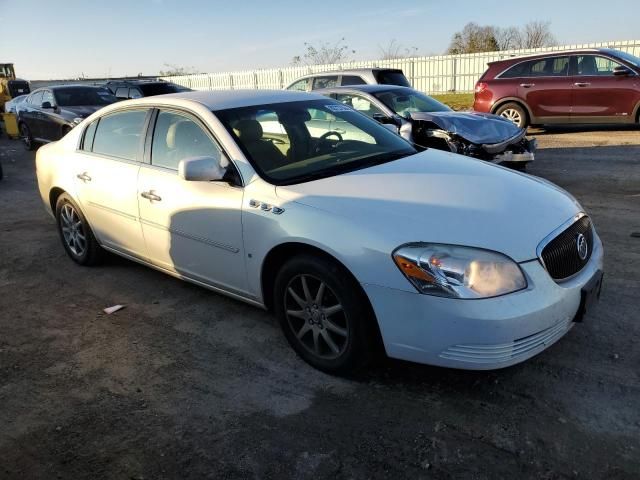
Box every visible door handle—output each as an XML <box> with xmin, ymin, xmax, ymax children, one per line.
<box><xmin>574</xmin><ymin>82</ymin><xmax>591</xmax><ymax>87</ymax></box>
<box><xmin>520</xmin><ymin>83</ymin><xmax>535</xmax><ymax>88</ymax></box>
<box><xmin>140</xmin><ymin>190</ymin><xmax>162</xmax><ymax>202</ymax></box>
<box><xmin>76</xmin><ymin>172</ymin><xmax>92</xmax><ymax>182</ymax></box>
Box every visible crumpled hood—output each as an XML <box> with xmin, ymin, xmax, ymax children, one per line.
<box><xmin>60</xmin><ymin>105</ymin><xmax>105</xmax><ymax>121</ymax></box>
<box><xmin>409</xmin><ymin>110</ymin><xmax>523</xmax><ymax>145</ymax></box>
<box><xmin>276</xmin><ymin>150</ymin><xmax>581</xmax><ymax>262</ymax></box>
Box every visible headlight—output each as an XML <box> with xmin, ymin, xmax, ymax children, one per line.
<box><xmin>392</xmin><ymin>243</ymin><xmax>527</xmax><ymax>299</ymax></box>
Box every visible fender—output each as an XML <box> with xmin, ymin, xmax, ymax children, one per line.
<box><xmin>490</xmin><ymin>97</ymin><xmax>537</xmax><ymax>123</ymax></box>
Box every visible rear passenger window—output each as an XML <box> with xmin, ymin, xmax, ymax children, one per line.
<box><xmin>81</xmin><ymin>120</ymin><xmax>98</xmax><ymax>151</ymax></box>
<box><xmin>92</xmin><ymin>109</ymin><xmax>148</xmax><ymax>161</ymax></box>
<box><xmin>501</xmin><ymin>57</ymin><xmax>569</xmax><ymax>78</ymax></box>
<box><xmin>312</xmin><ymin>76</ymin><xmax>339</xmax><ymax>89</ymax></box>
<box><xmin>341</xmin><ymin>75</ymin><xmax>366</xmax><ymax>86</ymax></box>
<box><xmin>151</xmin><ymin>110</ymin><xmax>223</xmax><ymax>171</ymax></box>
<box><xmin>287</xmin><ymin>79</ymin><xmax>309</xmax><ymax>91</ymax></box>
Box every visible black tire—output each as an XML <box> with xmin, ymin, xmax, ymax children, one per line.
<box><xmin>495</xmin><ymin>102</ymin><xmax>529</xmax><ymax>129</ymax></box>
<box><xmin>19</xmin><ymin>122</ymin><xmax>35</xmax><ymax>151</ymax></box>
<box><xmin>274</xmin><ymin>254</ymin><xmax>378</xmax><ymax>374</ymax></box>
<box><xmin>55</xmin><ymin>193</ymin><xmax>103</xmax><ymax>266</ymax></box>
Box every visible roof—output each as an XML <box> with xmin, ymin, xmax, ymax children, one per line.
<box><xmin>126</xmin><ymin>89</ymin><xmax>327</xmax><ymax>110</ymax></box>
<box><xmin>315</xmin><ymin>84</ymin><xmax>410</xmax><ymax>94</ymax></box>
<box><xmin>294</xmin><ymin>67</ymin><xmax>402</xmax><ymax>78</ymax></box>
<box><xmin>34</xmin><ymin>84</ymin><xmax>110</xmax><ymax>91</ymax></box>
<box><xmin>487</xmin><ymin>48</ymin><xmax>618</xmax><ymax>64</ymax></box>
<box><xmin>106</xmin><ymin>79</ymin><xmax>168</xmax><ymax>85</ymax></box>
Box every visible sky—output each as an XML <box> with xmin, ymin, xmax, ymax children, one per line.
<box><xmin>1</xmin><ymin>0</ymin><xmax>639</xmax><ymax>80</ymax></box>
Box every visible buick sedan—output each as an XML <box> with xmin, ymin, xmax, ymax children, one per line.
<box><xmin>35</xmin><ymin>90</ymin><xmax>603</xmax><ymax>374</ymax></box>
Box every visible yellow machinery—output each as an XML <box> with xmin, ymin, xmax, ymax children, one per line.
<box><xmin>1</xmin><ymin>64</ymin><xmax>30</xmax><ymax>113</ymax></box>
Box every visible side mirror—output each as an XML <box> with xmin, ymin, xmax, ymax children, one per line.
<box><xmin>41</xmin><ymin>101</ymin><xmax>54</xmax><ymax>109</ymax></box>
<box><xmin>178</xmin><ymin>156</ymin><xmax>226</xmax><ymax>182</ymax></box>
<box><xmin>373</xmin><ymin>112</ymin><xmax>401</xmax><ymax>126</ymax></box>
<box><xmin>613</xmin><ymin>65</ymin><xmax>632</xmax><ymax>76</ymax></box>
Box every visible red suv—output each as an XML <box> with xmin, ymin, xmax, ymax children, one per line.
<box><xmin>473</xmin><ymin>48</ymin><xmax>640</xmax><ymax>128</ymax></box>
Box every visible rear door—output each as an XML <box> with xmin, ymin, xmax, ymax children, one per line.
<box><xmin>137</xmin><ymin>108</ymin><xmax>247</xmax><ymax>293</ymax></box>
<box><xmin>570</xmin><ymin>54</ymin><xmax>640</xmax><ymax>122</ymax></box>
<box><xmin>73</xmin><ymin>108</ymin><xmax>150</xmax><ymax>258</ymax></box>
<box><xmin>23</xmin><ymin>91</ymin><xmax>44</xmax><ymax>138</ymax></box>
<box><xmin>515</xmin><ymin>56</ymin><xmax>572</xmax><ymax>121</ymax></box>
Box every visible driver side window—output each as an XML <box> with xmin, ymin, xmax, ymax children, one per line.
<box><xmin>151</xmin><ymin>111</ymin><xmax>223</xmax><ymax>171</ymax></box>
<box><xmin>334</xmin><ymin>93</ymin><xmax>385</xmax><ymax>119</ymax></box>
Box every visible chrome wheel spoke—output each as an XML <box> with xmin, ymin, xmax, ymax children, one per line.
<box><xmin>301</xmin><ymin>275</ymin><xmax>313</xmax><ymax>303</ymax></box>
<box><xmin>296</xmin><ymin>322</ymin><xmax>312</xmax><ymax>340</ymax></box>
<box><xmin>286</xmin><ymin>309</ymin><xmax>306</xmax><ymax>320</ymax></box>
<box><xmin>323</xmin><ymin>304</ymin><xmax>343</xmax><ymax>317</ymax></box>
<box><xmin>320</xmin><ymin>329</ymin><xmax>340</xmax><ymax>354</ymax></box>
<box><xmin>287</xmin><ymin>287</ymin><xmax>306</xmax><ymax>308</ymax></box>
<box><xmin>314</xmin><ymin>282</ymin><xmax>326</xmax><ymax>305</ymax></box>
<box><xmin>325</xmin><ymin>319</ymin><xmax>347</xmax><ymax>337</ymax></box>
<box><xmin>312</xmin><ymin>329</ymin><xmax>320</xmax><ymax>354</ymax></box>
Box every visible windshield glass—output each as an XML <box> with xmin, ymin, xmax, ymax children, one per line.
<box><xmin>613</xmin><ymin>50</ymin><xmax>640</xmax><ymax>69</ymax></box>
<box><xmin>54</xmin><ymin>87</ymin><xmax>117</xmax><ymax>106</ymax></box>
<box><xmin>216</xmin><ymin>99</ymin><xmax>416</xmax><ymax>185</ymax></box>
<box><xmin>139</xmin><ymin>83</ymin><xmax>189</xmax><ymax>96</ymax></box>
<box><xmin>374</xmin><ymin>89</ymin><xmax>451</xmax><ymax>117</ymax></box>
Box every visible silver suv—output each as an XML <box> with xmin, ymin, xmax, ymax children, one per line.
<box><xmin>285</xmin><ymin>68</ymin><xmax>410</xmax><ymax>92</ymax></box>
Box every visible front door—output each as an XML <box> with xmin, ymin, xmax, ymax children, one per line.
<box><xmin>73</xmin><ymin>108</ymin><xmax>150</xmax><ymax>258</ymax></box>
<box><xmin>137</xmin><ymin>109</ymin><xmax>247</xmax><ymax>294</ymax></box>
<box><xmin>515</xmin><ymin>56</ymin><xmax>573</xmax><ymax>121</ymax></box>
<box><xmin>571</xmin><ymin>54</ymin><xmax>640</xmax><ymax>122</ymax></box>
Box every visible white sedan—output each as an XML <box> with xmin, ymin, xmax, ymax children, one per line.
<box><xmin>35</xmin><ymin>90</ymin><xmax>604</xmax><ymax>374</ymax></box>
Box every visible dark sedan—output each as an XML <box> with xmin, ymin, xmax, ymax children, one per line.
<box><xmin>315</xmin><ymin>84</ymin><xmax>536</xmax><ymax>169</ymax></box>
<box><xmin>17</xmin><ymin>85</ymin><xmax>117</xmax><ymax>150</ymax></box>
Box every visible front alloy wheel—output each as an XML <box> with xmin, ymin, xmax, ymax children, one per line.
<box><xmin>284</xmin><ymin>274</ymin><xmax>349</xmax><ymax>360</ymax></box>
<box><xmin>274</xmin><ymin>254</ymin><xmax>379</xmax><ymax>374</ymax></box>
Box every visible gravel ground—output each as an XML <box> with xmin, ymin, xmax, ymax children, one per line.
<box><xmin>0</xmin><ymin>125</ymin><xmax>639</xmax><ymax>479</ymax></box>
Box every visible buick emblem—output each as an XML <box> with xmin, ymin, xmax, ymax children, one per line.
<box><xmin>576</xmin><ymin>234</ymin><xmax>588</xmax><ymax>261</ymax></box>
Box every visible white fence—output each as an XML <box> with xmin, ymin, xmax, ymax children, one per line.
<box><xmin>160</xmin><ymin>39</ymin><xmax>640</xmax><ymax>94</ymax></box>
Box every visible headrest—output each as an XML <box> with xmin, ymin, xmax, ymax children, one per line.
<box><xmin>278</xmin><ymin>110</ymin><xmax>311</xmax><ymax>124</ymax></box>
<box><xmin>166</xmin><ymin>119</ymin><xmax>190</xmax><ymax>149</ymax></box>
<box><xmin>234</xmin><ymin>119</ymin><xmax>263</xmax><ymax>142</ymax></box>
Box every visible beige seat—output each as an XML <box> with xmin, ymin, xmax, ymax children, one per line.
<box><xmin>234</xmin><ymin>119</ymin><xmax>287</xmax><ymax>171</ymax></box>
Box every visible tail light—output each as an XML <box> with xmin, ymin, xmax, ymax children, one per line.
<box><xmin>475</xmin><ymin>82</ymin><xmax>488</xmax><ymax>94</ymax></box>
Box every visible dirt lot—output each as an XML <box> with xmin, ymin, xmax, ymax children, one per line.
<box><xmin>1</xmin><ymin>126</ymin><xmax>639</xmax><ymax>480</ymax></box>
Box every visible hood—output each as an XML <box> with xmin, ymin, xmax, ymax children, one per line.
<box><xmin>409</xmin><ymin>111</ymin><xmax>523</xmax><ymax>145</ymax></box>
<box><xmin>59</xmin><ymin>105</ymin><xmax>105</xmax><ymax>121</ymax></box>
<box><xmin>275</xmin><ymin>150</ymin><xmax>581</xmax><ymax>262</ymax></box>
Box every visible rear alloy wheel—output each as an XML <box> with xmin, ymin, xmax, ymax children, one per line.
<box><xmin>496</xmin><ymin>103</ymin><xmax>528</xmax><ymax>129</ymax></box>
<box><xmin>274</xmin><ymin>255</ymin><xmax>377</xmax><ymax>374</ymax></box>
<box><xmin>55</xmin><ymin>193</ymin><xmax>103</xmax><ymax>266</ymax></box>
<box><xmin>20</xmin><ymin>123</ymin><xmax>35</xmax><ymax>151</ymax></box>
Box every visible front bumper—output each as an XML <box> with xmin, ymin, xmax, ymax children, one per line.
<box><xmin>362</xmin><ymin>232</ymin><xmax>603</xmax><ymax>370</ymax></box>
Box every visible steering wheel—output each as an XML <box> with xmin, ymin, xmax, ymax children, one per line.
<box><xmin>314</xmin><ymin>131</ymin><xmax>344</xmax><ymax>154</ymax></box>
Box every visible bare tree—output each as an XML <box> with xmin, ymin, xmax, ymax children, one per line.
<box><xmin>292</xmin><ymin>38</ymin><xmax>355</xmax><ymax>66</ymax></box>
<box><xmin>447</xmin><ymin>23</ymin><xmax>499</xmax><ymax>54</ymax></box>
<box><xmin>378</xmin><ymin>39</ymin><xmax>419</xmax><ymax>60</ymax></box>
<box><xmin>159</xmin><ymin>63</ymin><xmax>196</xmax><ymax>76</ymax></box>
<box><xmin>520</xmin><ymin>21</ymin><xmax>557</xmax><ymax>49</ymax></box>
<box><xmin>494</xmin><ymin>26</ymin><xmax>522</xmax><ymax>51</ymax></box>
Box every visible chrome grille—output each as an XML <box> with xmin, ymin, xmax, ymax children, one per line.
<box><xmin>540</xmin><ymin>215</ymin><xmax>593</xmax><ymax>280</ymax></box>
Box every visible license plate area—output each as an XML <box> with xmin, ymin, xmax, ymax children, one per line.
<box><xmin>574</xmin><ymin>270</ymin><xmax>603</xmax><ymax>323</ymax></box>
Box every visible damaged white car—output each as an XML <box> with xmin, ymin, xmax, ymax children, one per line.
<box><xmin>317</xmin><ymin>85</ymin><xmax>536</xmax><ymax>170</ymax></box>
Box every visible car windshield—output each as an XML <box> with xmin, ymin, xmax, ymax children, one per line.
<box><xmin>54</xmin><ymin>87</ymin><xmax>117</xmax><ymax>106</ymax></box>
<box><xmin>612</xmin><ymin>50</ymin><xmax>640</xmax><ymax>69</ymax></box>
<box><xmin>374</xmin><ymin>89</ymin><xmax>451</xmax><ymax>117</ymax></box>
<box><xmin>216</xmin><ymin>99</ymin><xmax>416</xmax><ymax>185</ymax></box>
<box><xmin>139</xmin><ymin>83</ymin><xmax>189</xmax><ymax>96</ymax></box>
